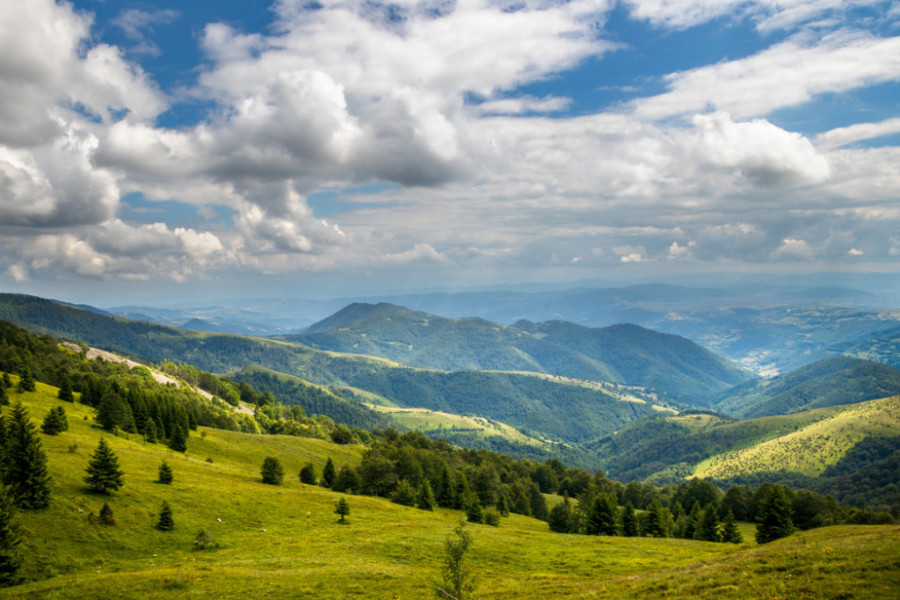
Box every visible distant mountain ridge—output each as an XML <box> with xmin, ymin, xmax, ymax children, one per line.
<box><xmin>712</xmin><ymin>356</ymin><xmax>900</xmax><ymax>418</ymax></box>
<box><xmin>289</xmin><ymin>302</ymin><xmax>751</xmax><ymax>405</ymax></box>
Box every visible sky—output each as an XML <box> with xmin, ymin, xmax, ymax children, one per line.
<box><xmin>1</xmin><ymin>0</ymin><xmax>899</xmax><ymax>305</ymax></box>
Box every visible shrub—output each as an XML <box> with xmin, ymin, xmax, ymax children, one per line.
<box><xmin>261</xmin><ymin>457</ymin><xmax>284</xmax><ymax>485</ymax></box>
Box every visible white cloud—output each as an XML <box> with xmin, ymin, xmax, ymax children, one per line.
<box><xmin>634</xmin><ymin>30</ymin><xmax>900</xmax><ymax>120</ymax></box>
<box><xmin>383</xmin><ymin>243</ymin><xmax>453</xmax><ymax>265</ymax></box>
<box><xmin>816</xmin><ymin>117</ymin><xmax>900</xmax><ymax>149</ymax></box>
<box><xmin>771</xmin><ymin>237</ymin><xmax>814</xmax><ymax>259</ymax></box>
<box><xmin>111</xmin><ymin>8</ymin><xmax>180</xmax><ymax>56</ymax></box>
<box><xmin>687</xmin><ymin>112</ymin><xmax>830</xmax><ymax>187</ymax></box>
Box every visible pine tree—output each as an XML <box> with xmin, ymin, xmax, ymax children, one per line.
<box><xmin>417</xmin><ymin>479</ymin><xmax>436</xmax><ymax>511</ymax></box>
<box><xmin>157</xmin><ymin>461</ymin><xmax>174</xmax><ymax>484</ymax></box>
<box><xmin>755</xmin><ymin>486</ymin><xmax>794</xmax><ymax>544</ymax></box>
<box><xmin>57</xmin><ymin>377</ymin><xmax>74</xmax><ymax>403</ymax></box>
<box><xmin>392</xmin><ymin>479</ymin><xmax>417</xmax><ymax>506</ymax></box>
<box><xmin>0</xmin><ymin>485</ymin><xmax>23</xmax><ymax>586</ymax></box>
<box><xmin>261</xmin><ymin>456</ymin><xmax>284</xmax><ymax>485</ymax></box>
<box><xmin>0</xmin><ymin>374</ymin><xmax>11</xmax><ymax>390</ymax></box>
<box><xmin>697</xmin><ymin>503</ymin><xmax>721</xmax><ymax>542</ymax></box>
<box><xmin>98</xmin><ymin>502</ymin><xmax>115</xmax><ymax>526</ymax></box>
<box><xmin>0</xmin><ymin>384</ymin><xmax>8</xmax><ymax>407</ymax></box>
<box><xmin>622</xmin><ymin>501</ymin><xmax>639</xmax><ymax>537</ymax></box>
<box><xmin>683</xmin><ymin>501</ymin><xmax>703</xmax><ymax>539</ymax></box>
<box><xmin>144</xmin><ymin>418</ymin><xmax>158</xmax><ymax>444</ymax></box>
<box><xmin>96</xmin><ymin>392</ymin><xmax>131</xmax><ymax>431</ymax></box>
<box><xmin>41</xmin><ymin>406</ymin><xmax>67</xmax><ymax>435</ymax></box>
<box><xmin>84</xmin><ymin>438</ymin><xmax>125</xmax><ymax>494</ymax></box>
<box><xmin>15</xmin><ymin>368</ymin><xmax>35</xmax><ymax>393</ymax></box>
<box><xmin>644</xmin><ymin>498</ymin><xmax>669</xmax><ymax>538</ymax></box>
<box><xmin>156</xmin><ymin>501</ymin><xmax>174</xmax><ymax>531</ymax></box>
<box><xmin>335</xmin><ymin>497</ymin><xmax>350</xmax><ymax>523</ymax></box>
<box><xmin>3</xmin><ymin>402</ymin><xmax>51</xmax><ymax>509</ymax></box>
<box><xmin>299</xmin><ymin>463</ymin><xmax>317</xmax><ymax>485</ymax></box>
<box><xmin>548</xmin><ymin>497</ymin><xmax>575</xmax><ymax>533</ymax></box>
<box><xmin>168</xmin><ymin>424</ymin><xmax>188</xmax><ymax>453</ymax></box>
<box><xmin>321</xmin><ymin>457</ymin><xmax>336</xmax><ymax>488</ymax></box>
<box><xmin>720</xmin><ymin>509</ymin><xmax>743</xmax><ymax>544</ymax></box>
<box><xmin>437</xmin><ymin>464</ymin><xmax>455</xmax><ymax>508</ymax></box>
<box><xmin>586</xmin><ymin>493</ymin><xmax>619</xmax><ymax>536</ymax></box>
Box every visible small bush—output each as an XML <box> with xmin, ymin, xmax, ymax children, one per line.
<box><xmin>193</xmin><ymin>529</ymin><xmax>218</xmax><ymax>550</ymax></box>
<box><xmin>484</xmin><ymin>508</ymin><xmax>501</xmax><ymax>527</ymax></box>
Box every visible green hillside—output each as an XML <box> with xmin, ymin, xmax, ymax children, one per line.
<box><xmin>3</xmin><ymin>380</ymin><xmax>899</xmax><ymax>599</ymax></box>
<box><xmin>713</xmin><ymin>357</ymin><xmax>900</xmax><ymax>418</ymax></box>
<box><xmin>591</xmin><ymin>397</ymin><xmax>900</xmax><ymax>509</ymax></box>
<box><xmin>291</xmin><ymin>302</ymin><xmax>751</xmax><ymax>405</ymax></box>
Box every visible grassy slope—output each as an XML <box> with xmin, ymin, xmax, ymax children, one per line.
<box><xmin>2</xmin><ymin>382</ymin><xmax>899</xmax><ymax>599</ymax></box>
<box><xmin>695</xmin><ymin>395</ymin><xmax>900</xmax><ymax>479</ymax></box>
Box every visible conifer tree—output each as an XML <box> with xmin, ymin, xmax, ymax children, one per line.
<box><xmin>644</xmin><ymin>498</ymin><xmax>669</xmax><ymax>538</ymax></box>
<box><xmin>41</xmin><ymin>406</ymin><xmax>67</xmax><ymax>435</ymax></box>
<box><xmin>157</xmin><ymin>461</ymin><xmax>174</xmax><ymax>484</ymax></box>
<box><xmin>57</xmin><ymin>377</ymin><xmax>74</xmax><ymax>403</ymax></box>
<box><xmin>697</xmin><ymin>503</ymin><xmax>721</xmax><ymax>542</ymax></box>
<box><xmin>168</xmin><ymin>424</ymin><xmax>188</xmax><ymax>453</ymax></box>
<box><xmin>321</xmin><ymin>457</ymin><xmax>336</xmax><ymax>488</ymax></box>
<box><xmin>683</xmin><ymin>501</ymin><xmax>703</xmax><ymax>539</ymax></box>
<box><xmin>755</xmin><ymin>486</ymin><xmax>794</xmax><ymax>544</ymax></box>
<box><xmin>622</xmin><ymin>501</ymin><xmax>639</xmax><ymax>537</ymax></box>
<box><xmin>15</xmin><ymin>368</ymin><xmax>35</xmax><ymax>393</ymax></box>
<box><xmin>335</xmin><ymin>497</ymin><xmax>350</xmax><ymax>523</ymax></box>
<box><xmin>84</xmin><ymin>438</ymin><xmax>125</xmax><ymax>494</ymax></box>
<box><xmin>156</xmin><ymin>501</ymin><xmax>174</xmax><ymax>531</ymax></box>
<box><xmin>0</xmin><ymin>485</ymin><xmax>23</xmax><ymax>586</ymax></box>
<box><xmin>98</xmin><ymin>502</ymin><xmax>115</xmax><ymax>526</ymax></box>
<box><xmin>261</xmin><ymin>456</ymin><xmax>284</xmax><ymax>485</ymax></box>
<box><xmin>392</xmin><ymin>479</ymin><xmax>417</xmax><ymax>506</ymax></box>
<box><xmin>0</xmin><ymin>384</ymin><xmax>7</xmax><ymax>407</ymax></box>
<box><xmin>332</xmin><ymin>466</ymin><xmax>359</xmax><ymax>493</ymax></box>
<box><xmin>0</xmin><ymin>374</ymin><xmax>10</xmax><ymax>390</ymax></box>
<box><xmin>3</xmin><ymin>402</ymin><xmax>51</xmax><ymax>509</ymax></box>
<box><xmin>144</xmin><ymin>418</ymin><xmax>158</xmax><ymax>444</ymax></box>
<box><xmin>437</xmin><ymin>464</ymin><xmax>455</xmax><ymax>508</ymax></box>
<box><xmin>417</xmin><ymin>479</ymin><xmax>436</xmax><ymax>511</ymax></box>
<box><xmin>586</xmin><ymin>493</ymin><xmax>619</xmax><ymax>536</ymax></box>
<box><xmin>548</xmin><ymin>497</ymin><xmax>575</xmax><ymax>533</ymax></box>
<box><xmin>299</xmin><ymin>462</ymin><xmax>317</xmax><ymax>485</ymax></box>
<box><xmin>720</xmin><ymin>509</ymin><xmax>743</xmax><ymax>544</ymax></box>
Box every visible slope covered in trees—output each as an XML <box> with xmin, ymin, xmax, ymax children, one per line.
<box><xmin>290</xmin><ymin>302</ymin><xmax>751</xmax><ymax>405</ymax></box>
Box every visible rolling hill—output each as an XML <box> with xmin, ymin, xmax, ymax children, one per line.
<box><xmin>3</xmin><ymin>385</ymin><xmax>898</xmax><ymax>599</ymax></box>
<box><xmin>288</xmin><ymin>302</ymin><xmax>751</xmax><ymax>405</ymax></box>
<box><xmin>0</xmin><ymin>294</ymin><xmax>667</xmax><ymax>444</ymax></box>
<box><xmin>712</xmin><ymin>356</ymin><xmax>900</xmax><ymax>418</ymax></box>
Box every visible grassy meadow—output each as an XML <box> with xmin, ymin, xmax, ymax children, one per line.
<box><xmin>2</xmin><ymin>382</ymin><xmax>899</xmax><ymax>599</ymax></box>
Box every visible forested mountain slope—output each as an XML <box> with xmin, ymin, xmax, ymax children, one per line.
<box><xmin>289</xmin><ymin>302</ymin><xmax>751</xmax><ymax>405</ymax></box>
<box><xmin>712</xmin><ymin>357</ymin><xmax>900</xmax><ymax>418</ymax></box>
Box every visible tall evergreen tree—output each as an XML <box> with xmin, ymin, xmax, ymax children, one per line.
<box><xmin>321</xmin><ymin>457</ymin><xmax>336</xmax><ymax>488</ymax></box>
<box><xmin>437</xmin><ymin>464</ymin><xmax>455</xmax><ymax>508</ymax></box>
<box><xmin>84</xmin><ymin>439</ymin><xmax>125</xmax><ymax>494</ymax></box>
<box><xmin>622</xmin><ymin>501</ymin><xmax>639</xmax><ymax>537</ymax></box>
<box><xmin>156</xmin><ymin>501</ymin><xmax>174</xmax><ymax>531</ymax></box>
<box><xmin>95</xmin><ymin>392</ymin><xmax>132</xmax><ymax>431</ymax></box>
<box><xmin>548</xmin><ymin>497</ymin><xmax>575</xmax><ymax>533</ymax></box>
<box><xmin>0</xmin><ymin>374</ymin><xmax>10</xmax><ymax>390</ymax></box>
<box><xmin>682</xmin><ymin>501</ymin><xmax>703</xmax><ymax>539</ymax></box>
<box><xmin>586</xmin><ymin>493</ymin><xmax>619</xmax><ymax>536</ymax></box>
<box><xmin>697</xmin><ymin>503</ymin><xmax>721</xmax><ymax>542</ymax></box>
<box><xmin>143</xmin><ymin>418</ymin><xmax>158</xmax><ymax>444</ymax></box>
<box><xmin>720</xmin><ymin>509</ymin><xmax>743</xmax><ymax>544</ymax></box>
<box><xmin>157</xmin><ymin>461</ymin><xmax>174</xmax><ymax>484</ymax></box>
<box><xmin>57</xmin><ymin>377</ymin><xmax>74</xmax><ymax>403</ymax></box>
<box><xmin>15</xmin><ymin>368</ymin><xmax>35</xmax><ymax>393</ymax></box>
<box><xmin>0</xmin><ymin>485</ymin><xmax>23</xmax><ymax>586</ymax></box>
<box><xmin>644</xmin><ymin>499</ymin><xmax>669</xmax><ymax>538</ymax></box>
<box><xmin>417</xmin><ymin>479</ymin><xmax>436</xmax><ymax>511</ymax></box>
<box><xmin>755</xmin><ymin>486</ymin><xmax>794</xmax><ymax>544</ymax></box>
<box><xmin>40</xmin><ymin>406</ymin><xmax>67</xmax><ymax>435</ymax></box>
<box><xmin>0</xmin><ymin>384</ymin><xmax>8</xmax><ymax>407</ymax></box>
<box><xmin>168</xmin><ymin>424</ymin><xmax>188</xmax><ymax>453</ymax></box>
<box><xmin>3</xmin><ymin>403</ymin><xmax>51</xmax><ymax>509</ymax></box>
<box><xmin>261</xmin><ymin>456</ymin><xmax>284</xmax><ymax>485</ymax></box>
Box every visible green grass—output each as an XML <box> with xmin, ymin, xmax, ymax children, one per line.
<box><xmin>2</xmin><ymin>383</ymin><xmax>898</xmax><ymax>599</ymax></box>
<box><xmin>695</xmin><ymin>395</ymin><xmax>900</xmax><ymax>478</ymax></box>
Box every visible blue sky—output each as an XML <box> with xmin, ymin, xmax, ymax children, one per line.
<box><xmin>1</xmin><ymin>0</ymin><xmax>899</xmax><ymax>305</ymax></box>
